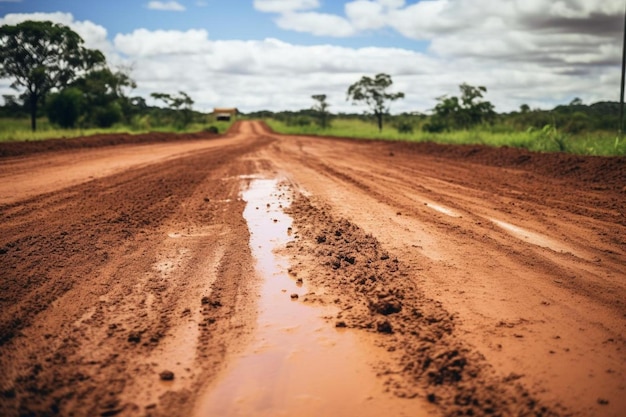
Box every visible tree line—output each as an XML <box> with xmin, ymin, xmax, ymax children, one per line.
<box><xmin>274</xmin><ymin>76</ymin><xmax>619</xmax><ymax>135</ymax></box>
<box><xmin>0</xmin><ymin>20</ymin><xmax>197</xmax><ymax>131</ymax></box>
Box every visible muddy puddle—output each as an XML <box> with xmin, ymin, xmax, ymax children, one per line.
<box><xmin>195</xmin><ymin>178</ymin><xmax>430</xmax><ymax>417</ymax></box>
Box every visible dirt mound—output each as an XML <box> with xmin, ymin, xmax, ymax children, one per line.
<box><xmin>386</xmin><ymin>140</ymin><xmax>626</xmax><ymax>186</ymax></box>
<box><xmin>287</xmin><ymin>198</ymin><xmax>566</xmax><ymax>416</ymax></box>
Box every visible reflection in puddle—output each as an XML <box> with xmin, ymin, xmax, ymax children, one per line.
<box><xmin>196</xmin><ymin>178</ymin><xmax>426</xmax><ymax>417</ymax></box>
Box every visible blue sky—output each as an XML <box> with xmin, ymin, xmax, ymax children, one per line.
<box><xmin>0</xmin><ymin>1</ymin><xmax>623</xmax><ymax>113</ymax></box>
<box><xmin>0</xmin><ymin>1</ymin><xmax>426</xmax><ymax>49</ymax></box>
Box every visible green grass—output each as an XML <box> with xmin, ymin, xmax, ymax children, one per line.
<box><xmin>0</xmin><ymin>117</ymin><xmax>234</xmax><ymax>142</ymax></box>
<box><xmin>265</xmin><ymin>118</ymin><xmax>625</xmax><ymax>157</ymax></box>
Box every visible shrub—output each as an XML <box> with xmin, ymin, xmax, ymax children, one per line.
<box><xmin>93</xmin><ymin>102</ymin><xmax>123</xmax><ymax>128</ymax></box>
<box><xmin>46</xmin><ymin>88</ymin><xmax>83</xmax><ymax>128</ymax></box>
<box><xmin>422</xmin><ymin>117</ymin><xmax>447</xmax><ymax>133</ymax></box>
<box><xmin>395</xmin><ymin>120</ymin><xmax>414</xmax><ymax>134</ymax></box>
<box><xmin>286</xmin><ymin>116</ymin><xmax>312</xmax><ymax>127</ymax></box>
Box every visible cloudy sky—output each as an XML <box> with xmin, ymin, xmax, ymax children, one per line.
<box><xmin>0</xmin><ymin>0</ymin><xmax>623</xmax><ymax>114</ymax></box>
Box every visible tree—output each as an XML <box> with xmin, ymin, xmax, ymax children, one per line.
<box><xmin>425</xmin><ymin>83</ymin><xmax>495</xmax><ymax>131</ymax></box>
<box><xmin>71</xmin><ymin>67</ymin><xmax>136</xmax><ymax>127</ymax></box>
<box><xmin>346</xmin><ymin>73</ymin><xmax>404</xmax><ymax>132</ymax></box>
<box><xmin>151</xmin><ymin>91</ymin><xmax>194</xmax><ymax>129</ymax></box>
<box><xmin>570</xmin><ymin>97</ymin><xmax>583</xmax><ymax>106</ymax></box>
<box><xmin>0</xmin><ymin>20</ymin><xmax>105</xmax><ymax>131</ymax></box>
<box><xmin>458</xmin><ymin>83</ymin><xmax>495</xmax><ymax>127</ymax></box>
<box><xmin>311</xmin><ymin>94</ymin><xmax>330</xmax><ymax>128</ymax></box>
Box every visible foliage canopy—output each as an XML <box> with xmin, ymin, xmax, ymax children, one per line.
<box><xmin>346</xmin><ymin>73</ymin><xmax>404</xmax><ymax>132</ymax></box>
<box><xmin>425</xmin><ymin>83</ymin><xmax>495</xmax><ymax>132</ymax></box>
<box><xmin>0</xmin><ymin>20</ymin><xmax>105</xmax><ymax>131</ymax></box>
<box><xmin>151</xmin><ymin>91</ymin><xmax>195</xmax><ymax>129</ymax></box>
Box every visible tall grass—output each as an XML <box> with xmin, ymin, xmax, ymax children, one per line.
<box><xmin>0</xmin><ymin>117</ymin><xmax>233</xmax><ymax>142</ymax></box>
<box><xmin>265</xmin><ymin>118</ymin><xmax>625</xmax><ymax>157</ymax></box>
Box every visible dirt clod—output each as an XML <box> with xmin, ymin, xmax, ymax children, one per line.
<box><xmin>376</xmin><ymin>320</ymin><xmax>393</xmax><ymax>334</ymax></box>
<box><xmin>159</xmin><ymin>371</ymin><xmax>175</xmax><ymax>381</ymax></box>
<box><xmin>127</xmin><ymin>332</ymin><xmax>142</xmax><ymax>344</ymax></box>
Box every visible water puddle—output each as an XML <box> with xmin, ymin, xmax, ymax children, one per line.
<box><xmin>195</xmin><ymin>178</ymin><xmax>427</xmax><ymax>417</ymax></box>
<box><xmin>424</xmin><ymin>201</ymin><xmax>461</xmax><ymax>218</ymax></box>
<box><xmin>491</xmin><ymin>219</ymin><xmax>579</xmax><ymax>256</ymax></box>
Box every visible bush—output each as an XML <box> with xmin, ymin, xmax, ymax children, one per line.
<box><xmin>130</xmin><ymin>114</ymin><xmax>152</xmax><ymax>131</ymax></box>
<box><xmin>46</xmin><ymin>88</ymin><xmax>83</xmax><ymax>128</ymax></box>
<box><xmin>93</xmin><ymin>102</ymin><xmax>123</xmax><ymax>128</ymax></box>
<box><xmin>395</xmin><ymin>120</ymin><xmax>414</xmax><ymax>134</ymax></box>
<box><xmin>286</xmin><ymin>116</ymin><xmax>312</xmax><ymax>127</ymax></box>
<box><xmin>205</xmin><ymin>125</ymin><xmax>219</xmax><ymax>134</ymax></box>
<box><xmin>422</xmin><ymin>117</ymin><xmax>447</xmax><ymax>133</ymax></box>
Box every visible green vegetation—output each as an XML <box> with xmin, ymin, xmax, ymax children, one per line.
<box><xmin>0</xmin><ymin>116</ymin><xmax>233</xmax><ymax>142</ymax></box>
<box><xmin>311</xmin><ymin>94</ymin><xmax>330</xmax><ymax>129</ymax></box>
<box><xmin>262</xmin><ymin>116</ymin><xmax>624</xmax><ymax>157</ymax></box>
<box><xmin>0</xmin><ymin>20</ymin><xmax>231</xmax><ymax>141</ymax></box>
<box><xmin>250</xmin><ymin>80</ymin><xmax>624</xmax><ymax>157</ymax></box>
<box><xmin>424</xmin><ymin>83</ymin><xmax>495</xmax><ymax>132</ymax></box>
<box><xmin>346</xmin><ymin>73</ymin><xmax>404</xmax><ymax>132</ymax></box>
<box><xmin>0</xmin><ymin>20</ymin><xmax>105</xmax><ymax>131</ymax></box>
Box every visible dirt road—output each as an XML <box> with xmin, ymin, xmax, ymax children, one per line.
<box><xmin>1</xmin><ymin>121</ymin><xmax>624</xmax><ymax>416</ymax></box>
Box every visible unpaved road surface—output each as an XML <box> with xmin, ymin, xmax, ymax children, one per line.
<box><xmin>1</xmin><ymin>121</ymin><xmax>624</xmax><ymax>416</ymax></box>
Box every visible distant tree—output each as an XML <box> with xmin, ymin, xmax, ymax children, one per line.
<box><xmin>457</xmin><ymin>83</ymin><xmax>495</xmax><ymax>127</ymax></box>
<box><xmin>346</xmin><ymin>73</ymin><xmax>404</xmax><ymax>132</ymax></box>
<box><xmin>0</xmin><ymin>20</ymin><xmax>105</xmax><ymax>131</ymax></box>
<box><xmin>425</xmin><ymin>83</ymin><xmax>495</xmax><ymax>131</ymax></box>
<box><xmin>311</xmin><ymin>94</ymin><xmax>330</xmax><ymax>128</ymax></box>
<box><xmin>570</xmin><ymin>97</ymin><xmax>583</xmax><ymax>106</ymax></box>
<box><xmin>151</xmin><ymin>91</ymin><xmax>194</xmax><ymax>128</ymax></box>
<box><xmin>72</xmin><ymin>67</ymin><xmax>136</xmax><ymax>127</ymax></box>
<box><xmin>520</xmin><ymin>103</ymin><xmax>531</xmax><ymax>113</ymax></box>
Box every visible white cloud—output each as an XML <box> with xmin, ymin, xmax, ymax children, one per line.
<box><xmin>257</xmin><ymin>0</ymin><xmax>622</xmax><ymax>68</ymax></box>
<box><xmin>114</xmin><ymin>29</ymin><xmax>212</xmax><ymax>57</ymax></box>
<box><xmin>345</xmin><ymin>1</ymin><xmax>387</xmax><ymax>31</ymax></box>
<box><xmin>276</xmin><ymin>12</ymin><xmax>356</xmax><ymax>37</ymax></box>
<box><xmin>253</xmin><ymin>0</ymin><xmax>319</xmax><ymax>13</ymax></box>
<box><xmin>146</xmin><ymin>1</ymin><xmax>186</xmax><ymax>11</ymax></box>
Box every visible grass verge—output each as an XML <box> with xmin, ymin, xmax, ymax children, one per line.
<box><xmin>265</xmin><ymin>118</ymin><xmax>625</xmax><ymax>157</ymax></box>
<box><xmin>0</xmin><ymin>118</ymin><xmax>233</xmax><ymax>142</ymax></box>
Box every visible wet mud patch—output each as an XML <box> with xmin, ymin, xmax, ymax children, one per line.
<box><xmin>196</xmin><ymin>178</ymin><xmax>430</xmax><ymax>416</ymax></box>
<box><xmin>286</xmin><ymin>195</ymin><xmax>568</xmax><ymax>417</ymax></box>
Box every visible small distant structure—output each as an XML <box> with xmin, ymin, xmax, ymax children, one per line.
<box><xmin>213</xmin><ymin>107</ymin><xmax>239</xmax><ymax>121</ymax></box>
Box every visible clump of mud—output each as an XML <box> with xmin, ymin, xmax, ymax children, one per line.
<box><xmin>287</xmin><ymin>197</ymin><xmax>567</xmax><ymax>417</ymax></box>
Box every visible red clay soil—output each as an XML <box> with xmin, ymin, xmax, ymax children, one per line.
<box><xmin>0</xmin><ymin>130</ymin><xmax>217</xmax><ymax>158</ymax></box>
<box><xmin>0</xmin><ymin>121</ymin><xmax>624</xmax><ymax>416</ymax></box>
